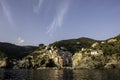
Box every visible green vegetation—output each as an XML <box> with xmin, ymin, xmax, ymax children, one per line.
<box><xmin>100</xmin><ymin>36</ymin><xmax>120</xmax><ymax>56</ymax></box>
<box><xmin>50</xmin><ymin>35</ymin><xmax>120</xmax><ymax>56</ymax></box>
<box><xmin>50</xmin><ymin>37</ymin><xmax>97</xmax><ymax>53</ymax></box>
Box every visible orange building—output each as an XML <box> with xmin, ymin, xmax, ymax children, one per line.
<box><xmin>58</xmin><ymin>57</ymin><xmax>63</xmax><ymax>67</ymax></box>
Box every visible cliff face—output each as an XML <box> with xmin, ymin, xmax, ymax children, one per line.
<box><xmin>0</xmin><ymin>35</ymin><xmax>120</xmax><ymax>69</ymax></box>
<box><xmin>72</xmin><ymin>35</ymin><xmax>120</xmax><ymax>69</ymax></box>
<box><xmin>72</xmin><ymin>50</ymin><xmax>120</xmax><ymax>69</ymax></box>
<box><xmin>17</xmin><ymin>45</ymin><xmax>72</xmax><ymax>69</ymax></box>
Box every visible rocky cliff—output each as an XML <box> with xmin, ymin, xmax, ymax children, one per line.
<box><xmin>16</xmin><ymin>45</ymin><xmax>72</xmax><ymax>69</ymax></box>
<box><xmin>72</xmin><ymin>35</ymin><xmax>120</xmax><ymax>69</ymax></box>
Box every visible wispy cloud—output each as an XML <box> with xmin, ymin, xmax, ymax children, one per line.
<box><xmin>0</xmin><ymin>0</ymin><xmax>14</xmax><ymax>27</ymax></box>
<box><xmin>47</xmin><ymin>0</ymin><xmax>70</xmax><ymax>37</ymax></box>
<box><xmin>17</xmin><ymin>37</ymin><xmax>25</xmax><ymax>44</ymax></box>
<box><xmin>33</xmin><ymin>0</ymin><xmax>43</xmax><ymax>14</ymax></box>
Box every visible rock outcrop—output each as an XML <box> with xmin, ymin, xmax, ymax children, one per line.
<box><xmin>72</xmin><ymin>48</ymin><xmax>104</xmax><ymax>69</ymax></box>
<box><xmin>72</xmin><ymin>40</ymin><xmax>120</xmax><ymax>69</ymax></box>
<box><xmin>0</xmin><ymin>59</ymin><xmax>6</xmax><ymax>68</ymax></box>
<box><xmin>15</xmin><ymin>46</ymin><xmax>72</xmax><ymax>69</ymax></box>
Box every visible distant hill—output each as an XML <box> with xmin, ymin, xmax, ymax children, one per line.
<box><xmin>0</xmin><ymin>42</ymin><xmax>38</xmax><ymax>59</ymax></box>
<box><xmin>49</xmin><ymin>37</ymin><xmax>99</xmax><ymax>53</ymax></box>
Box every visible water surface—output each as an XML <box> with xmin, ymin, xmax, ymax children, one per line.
<box><xmin>0</xmin><ymin>69</ymin><xmax>120</xmax><ymax>80</ymax></box>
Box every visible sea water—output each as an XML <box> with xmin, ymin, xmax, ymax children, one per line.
<box><xmin>0</xmin><ymin>69</ymin><xmax>120</xmax><ymax>80</ymax></box>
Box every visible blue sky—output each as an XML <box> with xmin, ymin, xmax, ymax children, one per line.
<box><xmin>0</xmin><ymin>0</ymin><xmax>120</xmax><ymax>46</ymax></box>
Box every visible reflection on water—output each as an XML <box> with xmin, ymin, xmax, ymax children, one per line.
<box><xmin>0</xmin><ymin>69</ymin><xmax>120</xmax><ymax>80</ymax></box>
<box><xmin>0</xmin><ymin>69</ymin><xmax>33</xmax><ymax>80</ymax></box>
<box><xmin>33</xmin><ymin>69</ymin><xmax>74</xmax><ymax>80</ymax></box>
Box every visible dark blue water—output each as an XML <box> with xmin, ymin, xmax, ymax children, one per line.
<box><xmin>0</xmin><ymin>69</ymin><xmax>120</xmax><ymax>80</ymax></box>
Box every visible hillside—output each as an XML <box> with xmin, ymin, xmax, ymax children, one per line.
<box><xmin>49</xmin><ymin>37</ymin><xmax>100</xmax><ymax>53</ymax></box>
<box><xmin>0</xmin><ymin>42</ymin><xmax>38</xmax><ymax>59</ymax></box>
<box><xmin>99</xmin><ymin>34</ymin><xmax>120</xmax><ymax>56</ymax></box>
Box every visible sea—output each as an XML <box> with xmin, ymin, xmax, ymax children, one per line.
<box><xmin>0</xmin><ymin>69</ymin><xmax>120</xmax><ymax>80</ymax></box>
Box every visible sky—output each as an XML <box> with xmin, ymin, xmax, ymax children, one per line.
<box><xmin>0</xmin><ymin>0</ymin><xmax>120</xmax><ymax>46</ymax></box>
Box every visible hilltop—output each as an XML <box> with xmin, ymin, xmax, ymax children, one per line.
<box><xmin>49</xmin><ymin>37</ymin><xmax>99</xmax><ymax>53</ymax></box>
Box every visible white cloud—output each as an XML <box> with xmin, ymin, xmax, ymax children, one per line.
<box><xmin>33</xmin><ymin>0</ymin><xmax>43</xmax><ymax>14</ymax></box>
<box><xmin>17</xmin><ymin>37</ymin><xmax>24</xmax><ymax>44</ymax></box>
<box><xmin>47</xmin><ymin>0</ymin><xmax>70</xmax><ymax>36</ymax></box>
<box><xmin>0</xmin><ymin>0</ymin><xmax>15</xmax><ymax>27</ymax></box>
